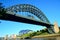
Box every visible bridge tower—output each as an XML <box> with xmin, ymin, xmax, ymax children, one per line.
<box><xmin>53</xmin><ymin>22</ymin><xmax>59</xmax><ymax>33</ymax></box>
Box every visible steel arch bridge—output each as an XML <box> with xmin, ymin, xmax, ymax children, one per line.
<box><xmin>6</xmin><ymin>4</ymin><xmax>50</xmax><ymax>23</ymax></box>
<box><xmin>0</xmin><ymin>4</ymin><xmax>59</xmax><ymax>33</ymax></box>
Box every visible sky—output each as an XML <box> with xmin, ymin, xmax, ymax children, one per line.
<box><xmin>0</xmin><ymin>0</ymin><xmax>60</xmax><ymax>37</ymax></box>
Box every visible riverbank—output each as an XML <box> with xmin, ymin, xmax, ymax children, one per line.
<box><xmin>32</xmin><ymin>34</ymin><xmax>60</xmax><ymax>38</ymax></box>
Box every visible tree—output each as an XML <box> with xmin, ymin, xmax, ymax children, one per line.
<box><xmin>0</xmin><ymin>3</ymin><xmax>6</xmax><ymax>17</ymax></box>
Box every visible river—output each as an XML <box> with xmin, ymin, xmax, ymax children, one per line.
<box><xmin>0</xmin><ymin>37</ymin><xmax>60</xmax><ymax>40</ymax></box>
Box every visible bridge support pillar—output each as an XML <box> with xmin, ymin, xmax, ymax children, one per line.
<box><xmin>47</xmin><ymin>22</ymin><xmax>59</xmax><ymax>33</ymax></box>
<box><xmin>53</xmin><ymin>22</ymin><xmax>59</xmax><ymax>33</ymax></box>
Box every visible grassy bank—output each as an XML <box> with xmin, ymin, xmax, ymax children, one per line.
<box><xmin>32</xmin><ymin>34</ymin><xmax>60</xmax><ymax>38</ymax></box>
<box><xmin>17</xmin><ymin>27</ymin><xmax>60</xmax><ymax>39</ymax></box>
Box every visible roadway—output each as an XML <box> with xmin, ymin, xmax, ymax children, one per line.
<box><xmin>0</xmin><ymin>13</ymin><xmax>54</xmax><ymax>28</ymax></box>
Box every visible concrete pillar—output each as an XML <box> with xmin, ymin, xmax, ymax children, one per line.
<box><xmin>53</xmin><ymin>22</ymin><xmax>59</xmax><ymax>33</ymax></box>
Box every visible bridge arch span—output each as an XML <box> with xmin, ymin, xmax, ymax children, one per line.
<box><xmin>6</xmin><ymin>4</ymin><xmax>50</xmax><ymax>23</ymax></box>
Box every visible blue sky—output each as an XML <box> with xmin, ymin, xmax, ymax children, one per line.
<box><xmin>0</xmin><ymin>0</ymin><xmax>60</xmax><ymax>37</ymax></box>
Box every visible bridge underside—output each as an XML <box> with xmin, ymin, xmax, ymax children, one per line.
<box><xmin>0</xmin><ymin>13</ymin><xmax>53</xmax><ymax>28</ymax></box>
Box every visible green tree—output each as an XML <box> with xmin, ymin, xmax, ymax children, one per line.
<box><xmin>0</xmin><ymin>3</ymin><xmax>6</xmax><ymax>17</ymax></box>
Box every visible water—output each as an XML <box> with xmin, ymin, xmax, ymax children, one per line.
<box><xmin>0</xmin><ymin>37</ymin><xmax>60</xmax><ymax>40</ymax></box>
<box><xmin>31</xmin><ymin>37</ymin><xmax>60</xmax><ymax>40</ymax></box>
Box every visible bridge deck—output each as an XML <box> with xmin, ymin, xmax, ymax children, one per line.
<box><xmin>0</xmin><ymin>13</ymin><xmax>54</xmax><ymax>28</ymax></box>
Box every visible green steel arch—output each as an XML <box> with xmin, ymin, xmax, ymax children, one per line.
<box><xmin>6</xmin><ymin>4</ymin><xmax>50</xmax><ymax>24</ymax></box>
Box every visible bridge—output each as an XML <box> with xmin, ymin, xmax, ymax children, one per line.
<box><xmin>0</xmin><ymin>4</ymin><xmax>59</xmax><ymax>33</ymax></box>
